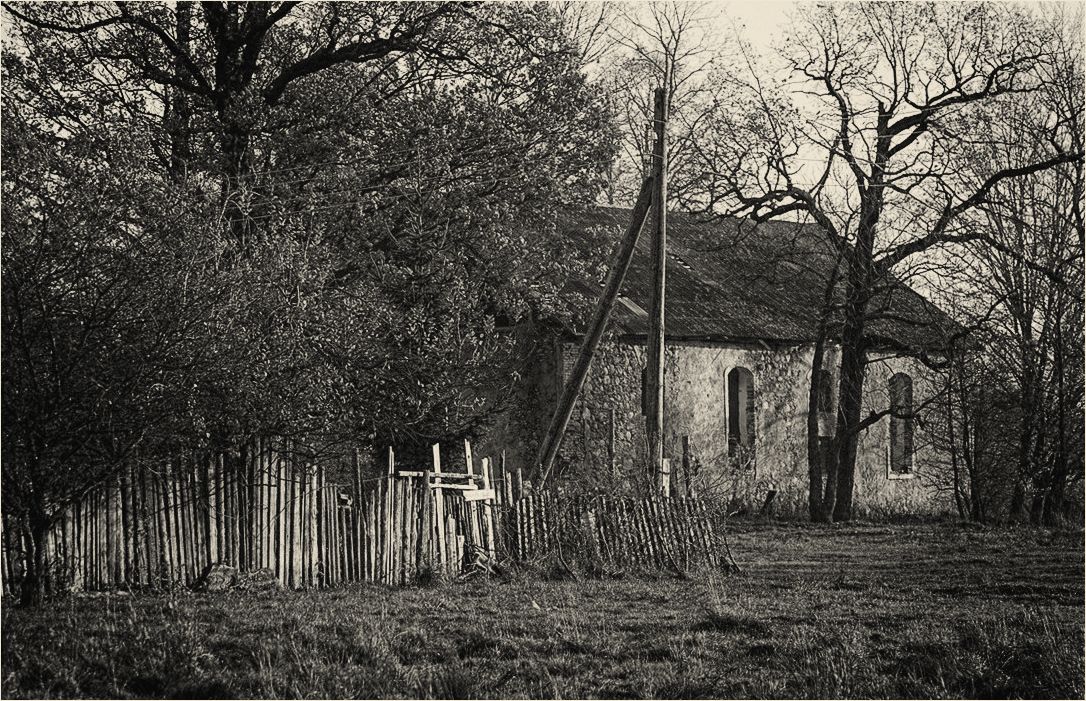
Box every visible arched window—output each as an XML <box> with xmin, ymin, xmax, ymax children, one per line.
<box><xmin>889</xmin><ymin>373</ymin><xmax>914</xmax><ymax>474</ymax></box>
<box><xmin>727</xmin><ymin>367</ymin><xmax>756</xmax><ymax>458</ymax></box>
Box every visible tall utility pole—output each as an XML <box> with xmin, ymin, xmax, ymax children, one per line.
<box><xmin>646</xmin><ymin>84</ymin><xmax>668</xmax><ymax>493</ymax></box>
<box><xmin>534</xmin><ymin>177</ymin><xmax>656</xmax><ymax>487</ymax></box>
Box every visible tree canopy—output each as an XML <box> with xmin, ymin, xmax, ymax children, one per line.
<box><xmin>1</xmin><ymin>1</ymin><xmax>617</xmax><ymax>550</ymax></box>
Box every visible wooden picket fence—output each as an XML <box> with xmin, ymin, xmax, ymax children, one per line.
<box><xmin>1</xmin><ymin>439</ymin><xmax>728</xmax><ymax>596</ymax></box>
<box><xmin>509</xmin><ymin>491</ymin><xmax>727</xmax><ymax>572</ymax></box>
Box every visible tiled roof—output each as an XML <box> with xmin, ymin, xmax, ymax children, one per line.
<box><xmin>559</xmin><ymin>205</ymin><xmax>961</xmax><ymax>350</ymax></box>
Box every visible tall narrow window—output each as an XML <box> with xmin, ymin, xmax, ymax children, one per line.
<box><xmin>727</xmin><ymin>367</ymin><xmax>756</xmax><ymax>458</ymax></box>
<box><xmin>889</xmin><ymin>373</ymin><xmax>914</xmax><ymax>474</ymax></box>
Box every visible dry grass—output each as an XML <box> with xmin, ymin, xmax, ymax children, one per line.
<box><xmin>2</xmin><ymin>522</ymin><xmax>1082</xmax><ymax>699</ymax></box>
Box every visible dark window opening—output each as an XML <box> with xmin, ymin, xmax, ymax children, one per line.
<box><xmin>889</xmin><ymin>373</ymin><xmax>914</xmax><ymax>474</ymax></box>
<box><xmin>727</xmin><ymin>367</ymin><xmax>756</xmax><ymax>460</ymax></box>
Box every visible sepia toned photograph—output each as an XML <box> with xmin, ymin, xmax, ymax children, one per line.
<box><xmin>1</xmin><ymin>1</ymin><xmax>1082</xmax><ymax>698</ymax></box>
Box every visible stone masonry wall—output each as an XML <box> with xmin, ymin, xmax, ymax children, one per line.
<box><xmin>482</xmin><ymin>334</ymin><xmax>954</xmax><ymax>519</ymax></box>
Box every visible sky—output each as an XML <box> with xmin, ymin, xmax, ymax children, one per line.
<box><xmin>713</xmin><ymin>0</ymin><xmax>798</xmax><ymax>51</ymax></box>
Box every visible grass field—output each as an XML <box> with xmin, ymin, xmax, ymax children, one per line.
<box><xmin>2</xmin><ymin>522</ymin><xmax>1082</xmax><ymax>699</ymax></box>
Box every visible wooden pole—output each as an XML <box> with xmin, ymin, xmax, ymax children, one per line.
<box><xmin>119</xmin><ymin>469</ymin><xmax>131</xmax><ymax>586</ymax></box>
<box><xmin>236</xmin><ymin>449</ymin><xmax>246</xmax><ymax>572</ymax></box>
<box><xmin>363</xmin><ymin>487</ymin><xmax>372</xmax><ymax>581</ymax></box>
<box><xmin>431</xmin><ymin>444</ymin><xmax>446</xmax><ymax>574</ymax></box>
<box><xmin>400</xmin><ymin>477</ymin><xmax>412</xmax><ymax>583</ymax></box>
<box><xmin>286</xmin><ymin>458</ymin><xmax>296</xmax><ymax>588</ymax></box>
<box><xmin>293</xmin><ymin>463</ymin><xmax>303</xmax><ymax>588</ymax></box>
<box><xmin>444</xmin><ymin>510</ymin><xmax>456</xmax><ymax>575</ymax></box>
<box><xmin>252</xmin><ymin>445</ymin><xmax>262</xmax><ymax>572</ymax></box>
<box><xmin>481</xmin><ymin>457</ymin><xmax>496</xmax><ymax>561</ymax></box>
<box><xmin>146</xmin><ymin>477</ymin><xmax>158</xmax><ymax>588</ymax></box>
<box><xmin>211</xmin><ymin>455</ymin><xmax>221</xmax><ymax>565</ymax></box>
<box><xmin>316</xmin><ymin>466</ymin><xmax>325</xmax><ymax>587</ymax></box>
<box><xmin>353</xmin><ymin>450</ymin><xmax>363</xmax><ymax>582</ymax></box>
<box><xmin>420</xmin><ymin>469</ymin><xmax>433</xmax><ymax>573</ymax></box>
<box><xmin>106</xmin><ymin>480</ymin><xmax>117</xmax><ymax>587</ymax></box>
<box><xmin>274</xmin><ymin>450</ymin><xmax>284</xmax><ymax>583</ymax></box>
<box><xmin>182</xmin><ymin>458</ymin><xmax>197</xmax><ymax>582</ymax></box>
<box><xmin>535</xmin><ymin>175</ymin><xmax>656</xmax><ymax>486</ymax></box>
<box><xmin>367</xmin><ymin>486</ymin><xmax>376</xmax><ymax>581</ymax></box>
<box><xmin>408</xmin><ymin>478</ymin><xmax>419</xmax><ymax>582</ymax></box>
<box><xmin>387</xmin><ymin>478</ymin><xmax>395</xmax><ymax>585</ymax></box>
<box><xmin>395</xmin><ymin>476</ymin><xmax>403</xmax><ymax>586</ymax></box>
<box><xmin>498</xmin><ymin>451</ymin><xmax>508</xmax><ymax>538</ymax></box>
<box><xmin>382</xmin><ymin>450</ymin><xmax>389</xmax><ymax>582</ymax></box>
<box><xmin>309</xmin><ymin>468</ymin><xmax>319</xmax><ymax>586</ymax></box>
<box><xmin>265</xmin><ymin>444</ymin><xmax>274</xmax><ymax>571</ymax></box>
<box><xmin>354</xmin><ymin>485</ymin><xmax>362</xmax><ymax>583</ymax></box>
<box><xmin>342</xmin><ymin>486</ymin><xmax>352</xmax><ymax>584</ymax></box>
<box><xmin>249</xmin><ymin>447</ymin><xmax>258</xmax><ymax>571</ymax></box>
<box><xmin>268</xmin><ymin>444</ymin><xmax>276</xmax><ymax>572</ymax></box>
<box><xmin>158</xmin><ymin>467</ymin><xmax>174</xmax><ymax>586</ymax></box>
<box><xmin>69</xmin><ymin>502</ymin><xmax>80</xmax><ymax>591</ymax></box>
<box><xmin>646</xmin><ymin>83</ymin><xmax>668</xmax><ymax>492</ymax></box>
<box><xmin>464</xmin><ymin>440</ymin><xmax>481</xmax><ymax>553</ymax></box>
<box><xmin>245</xmin><ymin>449</ymin><xmax>252</xmax><ymax>573</ymax></box>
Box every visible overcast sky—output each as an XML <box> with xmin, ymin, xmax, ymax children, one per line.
<box><xmin>715</xmin><ymin>0</ymin><xmax>797</xmax><ymax>50</ymax></box>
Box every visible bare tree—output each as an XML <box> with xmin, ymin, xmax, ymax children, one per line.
<box><xmin>684</xmin><ymin>2</ymin><xmax>1083</xmax><ymax>521</ymax></box>
<box><xmin>552</xmin><ymin>1</ymin><xmax>618</xmax><ymax>68</ymax></box>
<box><xmin>941</xmin><ymin>6</ymin><xmax>1085</xmax><ymax>525</ymax></box>
<box><xmin>600</xmin><ymin>1</ymin><xmax>723</xmax><ymax>205</ymax></box>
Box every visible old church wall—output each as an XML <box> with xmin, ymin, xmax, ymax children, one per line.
<box><xmin>481</xmin><ymin>334</ymin><xmax>953</xmax><ymax>518</ymax></box>
<box><xmin>475</xmin><ymin>324</ymin><xmax>561</xmax><ymax>477</ymax></box>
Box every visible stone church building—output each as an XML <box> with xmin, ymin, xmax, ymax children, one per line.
<box><xmin>481</xmin><ymin>206</ymin><xmax>961</xmax><ymax>519</ymax></box>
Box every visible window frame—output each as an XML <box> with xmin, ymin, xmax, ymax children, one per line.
<box><xmin>887</xmin><ymin>372</ymin><xmax>916</xmax><ymax>479</ymax></box>
<box><xmin>726</xmin><ymin>366</ymin><xmax>756</xmax><ymax>461</ymax></box>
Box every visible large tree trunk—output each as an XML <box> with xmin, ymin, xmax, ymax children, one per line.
<box><xmin>167</xmin><ymin>2</ymin><xmax>193</xmax><ymax>179</ymax></box>
<box><xmin>829</xmin><ymin>189</ymin><xmax>879</xmax><ymax>523</ymax></box>
<box><xmin>947</xmin><ymin>380</ymin><xmax>967</xmax><ymax>519</ymax></box>
<box><xmin>1008</xmin><ymin>480</ymin><xmax>1029</xmax><ymax>524</ymax></box>
<box><xmin>1044</xmin><ymin>304</ymin><xmax>1070</xmax><ymax>528</ymax></box>
<box><xmin>967</xmin><ymin>418</ymin><xmax>985</xmax><ymax>522</ymax></box>
<box><xmin>819</xmin><ymin>445</ymin><xmax>839</xmax><ymax>523</ymax></box>
<box><xmin>1029</xmin><ymin>489</ymin><xmax>1048</xmax><ymax>526</ymax></box>
<box><xmin>807</xmin><ymin>252</ymin><xmax>844</xmax><ymax>523</ymax></box>
<box><xmin>219</xmin><ymin>122</ymin><xmax>255</xmax><ymax>245</ymax></box>
<box><xmin>831</xmin><ymin>284</ymin><xmax>870</xmax><ymax>522</ymax></box>
<box><xmin>1044</xmin><ymin>472</ymin><xmax>1069</xmax><ymax>528</ymax></box>
<box><xmin>208</xmin><ymin>3</ymin><xmax>258</xmax><ymax>248</ymax></box>
<box><xmin>18</xmin><ymin>510</ymin><xmax>51</xmax><ymax>607</ymax></box>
